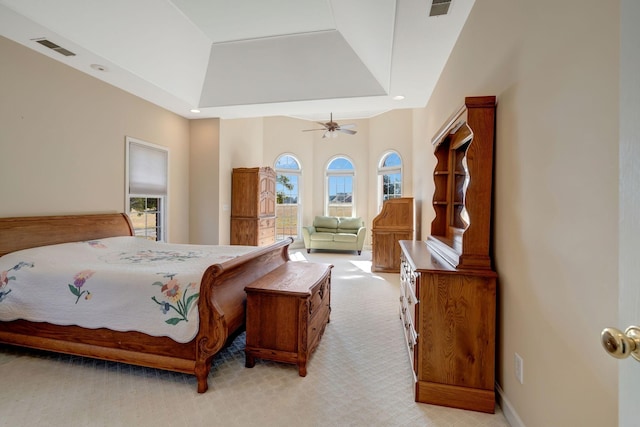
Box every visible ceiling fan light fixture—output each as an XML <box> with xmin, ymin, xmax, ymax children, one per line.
<box><xmin>302</xmin><ymin>112</ymin><xmax>357</xmax><ymax>137</ymax></box>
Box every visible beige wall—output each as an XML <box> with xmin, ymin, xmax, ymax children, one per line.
<box><xmin>263</xmin><ymin>113</ymin><xmax>413</xmax><ymax>246</ymax></box>
<box><xmin>0</xmin><ymin>36</ymin><xmax>191</xmax><ymax>243</ymax></box>
<box><xmin>368</xmin><ymin>109</ymin><xmax>414</xmax><ymax>224</ymax></box>
<box><xmin>266</xmin><ymin>116</ymin><xmax>370</xmax><ymax>223</ymax></box>
<box><xmin>189</xmin><ymin>118</ymin><xmax>220</xmax><ymax>244</ymax></box>
<box><xmin>217</xmin><ymin>117</ymin><xmax>264</xmax><ymax>245</ymax></box>
<box><xmin>413</xmin><ymin>1</ymin><xmax>619</xmax><ymax>426</ymax></box>
<box><xmin>307</xmin><ymin>118</ymin><xmax>371</xmax><ymax>228</ymax></box>
<box><xmin>411</xmin><ymin>108</ymin><xmax>434</xmax><ymax>240</ymax></box>
<box><xmin>263</xmin><ymin>115</ymin><xmax>316</xmax><ymax>240</ymax></box>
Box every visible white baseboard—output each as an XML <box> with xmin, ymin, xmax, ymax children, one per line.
<box><xmin>496</xmin><ymin>383</ymin><xmax>526</xmax><ymax>427</ymax></box>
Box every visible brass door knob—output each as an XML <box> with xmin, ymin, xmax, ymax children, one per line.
<box><xmin>601</xmin><ymin>326</ymin><xmax>640</xmax><ymax>361</ymax></box>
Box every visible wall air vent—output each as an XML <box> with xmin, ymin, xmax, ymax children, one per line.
<box><xmin>33</xmin><ymin>38</ymin><xmax>76</xmax><ymax>57</ymax></box>
<box><xmin>429</xmin><ymin>0</ymin><xmax>452</xmax><ymax>17</ymax></box>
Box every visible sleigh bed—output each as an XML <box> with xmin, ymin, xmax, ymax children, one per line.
<box><xmin>0</xmin><ymin>213</ymin><xmax>292</xmax><ymax>393</ymax></box>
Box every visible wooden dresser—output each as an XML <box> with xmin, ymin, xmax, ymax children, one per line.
<box><xmin>399</xmin><ymin>241</ymin><xmax>496</xmax><ymax>413</ymax></box>
<box><xmin>399</xmin><ymin>96</ymin><xmax>497</xmax><ymax>413</ymax></box>
<box><xmin>230</xmin><ymin>167</ymin><xmax>276</xmax><ymax>246</ymax></box>
<box><xmin>244</xmin><ymin>261</ymin><xmax>333</xmax><ymax>376</ymax></box>
<box><xmin>372</xmin><ymin>197</ymin><xmax>414</xmax><ymax>272</ymax></box>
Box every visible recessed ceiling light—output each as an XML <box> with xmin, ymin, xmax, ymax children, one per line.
<box><xmin>392</xmin><ymin>95</ymin><xmax>405</xmax><ymax>101</ymax></box>
<box><xmin>190</xmin><ymin>109</ymin><xmax>201</xmax><ymax>113</ymax></box>
<box><xmin>90</xmin><ymin>64</ymin><xmax>108</xmax><ymax>72</ymax></box>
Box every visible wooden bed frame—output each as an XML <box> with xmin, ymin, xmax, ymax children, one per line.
<box><xmin>0</xmin><ymin>213</ymin><xmax>292</xmax><ymax>393</ymax></box>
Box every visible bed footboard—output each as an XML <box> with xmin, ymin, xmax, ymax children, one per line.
<box><xmin>194</xmin><ymin>237</ymin><xmax>292</xmax><ymax>392</ymax></box>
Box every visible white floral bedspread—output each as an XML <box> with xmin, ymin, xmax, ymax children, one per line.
<box><xmin>0</xmin><ymin>236</ymin><xmax>256</xmax><ymax>343</ymax></box>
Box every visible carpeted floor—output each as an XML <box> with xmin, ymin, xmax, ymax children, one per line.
<box><xmin>0</xmin><ymin>249</ymin><xmax>510</xmax><ymax>427</ymax></box>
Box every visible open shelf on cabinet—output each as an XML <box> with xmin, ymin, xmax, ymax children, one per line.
<box><xmin>427</xmin><ymin>96</ymin><xmax>496</xmax><ymax>270</ymax></box>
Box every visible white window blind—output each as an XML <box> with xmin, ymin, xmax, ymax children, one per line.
<box><xmin>129</xmin><ymin>141</ymin><xmax>168</xmax><ymax>195</ymax></box>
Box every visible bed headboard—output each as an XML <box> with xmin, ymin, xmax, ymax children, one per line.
<box><xmin>0</xmin><ymin>213</ymin><xmax>134</xmax><ymax>257</ymax></box>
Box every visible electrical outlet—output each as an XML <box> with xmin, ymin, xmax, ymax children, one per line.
<box><xmin>514</xmin><ymin>352</ymin><xmax>524</xmax><ymax>384</ymax></box>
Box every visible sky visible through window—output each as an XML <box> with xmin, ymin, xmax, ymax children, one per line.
<box><xmin>328</xmin><ymin>158</ymin><xmax>354</xmax><ymax>198</ymax></box>
<box><xmin>383</xmin><ymin>152</ymin><xmax>401</xmax><ymax>167</ymax></box>
<box><xmin>275</xmin><ymin>155</ymin><xmax>299</xmax><ymax>170</ymax></box>
<box><xmin>275</xmin><ymin>156</ymin><xmax>355</xmax><ymax>201</ymax></box>
<box><xmin>275</xmin><ymin>155</ymin><xmax>300</xmax><ymax>201</ymax></box>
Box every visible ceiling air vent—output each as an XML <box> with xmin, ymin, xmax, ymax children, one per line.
<box><xmin>33</xmin><ymin>38</ymin><xmax>76</xmax><ymax>57</ymax></box>
<box><xmin>429</xmin><ymin>0</ymin><xmax>452</xmax><ymax>17</ymax></box>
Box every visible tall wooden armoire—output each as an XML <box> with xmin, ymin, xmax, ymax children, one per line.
<box><xmin>230</xmin><ymin>167</ymin><xmax>276</xmax><ymax>246</ymax></box>
<box><xmin>371</xmin><ymin>197</ymin><xmax>414</xmax><ymax>272</ymax></box>
<box><xmin>399</xmin><ymin>96</ymin><xmax>497</xmax><ymax>413</ymax></box>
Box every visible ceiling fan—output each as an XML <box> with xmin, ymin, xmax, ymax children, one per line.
<box><xmin>302</xmin><ymin>113</ymin><xmax>357</xmax><ymax>138</ymax></box>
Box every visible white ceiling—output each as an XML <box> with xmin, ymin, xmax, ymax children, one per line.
<box><xmin>0</xmin><ymin>0</ymin><xmax>475</xmax><ymax>121</ymax></box>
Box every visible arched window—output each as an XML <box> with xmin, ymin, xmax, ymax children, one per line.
<box><xmin>378</xmin><ymin>151</ymin><xmax>402</xmax><ymax>211</ymax></box>
<box><xmin>274</xmin><ymin>154</ymin><xmax>302</xmax><ymax>240</ymax></box>
<box><xmin>326</xmin><ymin>156</ymin><xmax>355</xmax><ymax>217</ymax></box>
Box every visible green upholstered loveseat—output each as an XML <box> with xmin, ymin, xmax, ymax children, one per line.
<box><xmin>302</xmin><ymin>216</ymin><xmax>366</xmax><ymax>255</ymax></box>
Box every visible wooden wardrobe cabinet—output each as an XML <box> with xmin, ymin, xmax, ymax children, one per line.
<box><xmin>399</xmin><ymin>96</ymin><xmax>497</xmax><ymax>413</ymax></box>
<box><xmin>230</xmin><ymin>167</ymin><xmax>276</xmax><ymax>246</ymax></box>
<box><xmin>372</xmin><ymin>197</ymin><xmax>414</xmax><ymax>272</ymax></box>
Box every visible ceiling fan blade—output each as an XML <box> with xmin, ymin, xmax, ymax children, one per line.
<box><xmin>301</xmin><ymin>113</ymin><xmax>356</xmax><ymax>136</ymax></box>
<box><xmin>338</xmin><ymin>128</ymin><xmax>357</xmax><ymax>135</ymax></box>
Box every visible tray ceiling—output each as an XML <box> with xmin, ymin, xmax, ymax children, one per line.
<box><xmin>0</xmin><ymin>0</ymin><xmax>475</xmax><ymax>120</ymax></box>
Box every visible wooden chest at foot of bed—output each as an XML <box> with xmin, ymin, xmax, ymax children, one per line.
<box><xmin>244</xmin><ymin>261</ymin><xmax>333</xmax><ymax>376</ymax></box>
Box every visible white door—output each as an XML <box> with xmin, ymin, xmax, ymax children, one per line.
<box><xmin>618</xmin><ymin>1</ymin><xmax>640</xmax><ymax>425</ymax></box>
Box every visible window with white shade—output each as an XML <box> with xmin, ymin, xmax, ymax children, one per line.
<box><xmin>125</xmin><ymin>137</ymin><xmax>168</xmax><ymax>241</ymax></box>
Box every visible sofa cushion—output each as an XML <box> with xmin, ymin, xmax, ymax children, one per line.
<box><xmin>337</xmin><ymin>217</ymin><xmax>362</xmax><ymax>230</ymax></box>
<box><xmin>314</xmin><ymin>216</ymin><xmax>339</xmax><ymax>230</ymax></box>
<box><xmin>334</xmin><ymin>233</ymin><xmax>358</xmax><ymax>243</ymax></box>
<box><xmin>316</xmin><ymin>227</ymin><xmax>336</xmax><ymax>233</ymax></box>
<box><xmin>310</xmin><ymin>232</ymin><xmax>335</xmax><ymax>242</ymax></box>
<box><xmin>337</xmin><ymin>228</ymin><xmax>358</xmax><ymax>234</ymax></box>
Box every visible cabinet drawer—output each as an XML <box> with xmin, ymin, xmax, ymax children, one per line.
<box><xmin>400</xmin><ymin>281</ymin><xmax>417</xmax><ymax>328</ymax></box>
<box><xmin>258</xmin><ymin>226</ymin><xmax>275</xmax><ymax>239</ymax></box>
<box><xmin>257</xmin><ymin>236</ymin><xmax>275</xmax><ymax>246</ymax></box>
<box><xmin>307</xmin><ymin>301</ymin><xmax>330</xmax><ymax>350</ymax></box>
<box><xmin>405</xmin><ymin>322</ymin><xmax>418</xmax><ymax>375</ymax></box>
<box><xmin>259</xmin><ymin>217</ymin><xmax>276</xmax><ymax>228</ymax></box>
<box><xmin>400</xmin><ymin>293</ymin><xmax>415</xmax><ymax>340</ymax></box>
<box><xmin>308</xmin><ymin>276</ymin><xmax>330</xmax><ymax>319</ymax></box>
<box><xmin>400</xmin><ymin>296</ymin><xmax>418</xmax><ymax>379</ymax></box>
